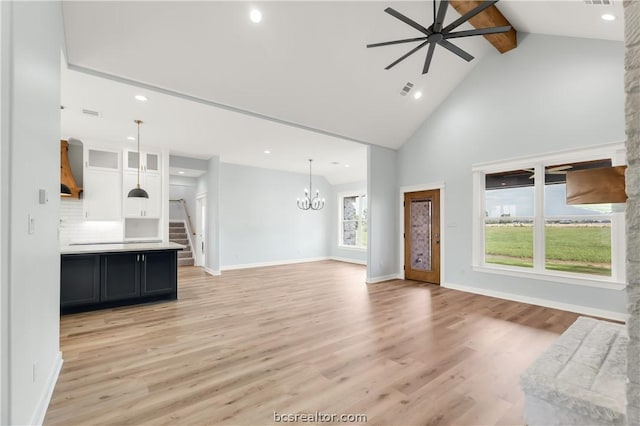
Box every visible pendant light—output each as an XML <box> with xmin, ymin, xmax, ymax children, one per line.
<box><xmin>297</xmin><ymin>159</ymin><xmax>325</xmax><ymax>210</ymax></box>
<box><xmin>127</xmin><ymin>119</ymin><xmax>149</xmax><ymax>198</ymax></box>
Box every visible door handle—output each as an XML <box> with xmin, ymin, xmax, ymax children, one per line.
<box><xmin>201</xmin><ymin>241</ymin><xmax>204</xmax><ymax>253</ymax></box>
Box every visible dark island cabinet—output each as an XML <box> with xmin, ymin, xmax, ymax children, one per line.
<box><xmin>141</xmin><ymin>251</ymin><xmax>176</xmax><ymax>296</ymax></box>
<box><xmin>101</xmin><ymin>253</ymin><xmax>140</xmax><ymax>301</ymax></box>
<box><xmin>60</xmin><ymin>255</ymin><xmax>100</xmax><ymax>308</ymax></box>
<box><xmin>61</xmin><ymin>249</ymin><xmax>178</xmax><ymax>314</ymax></box>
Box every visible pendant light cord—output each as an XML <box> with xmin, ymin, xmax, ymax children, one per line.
<box><xmin>136</xmin><ymin>120</ymin><xmax>142</xmax><ymax>188</ymax></box>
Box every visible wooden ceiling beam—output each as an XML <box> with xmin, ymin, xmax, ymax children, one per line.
<box><xmin>449</xmin><ymin>0</ymin><xmax>517</xmax><ymax>54</ymax></box>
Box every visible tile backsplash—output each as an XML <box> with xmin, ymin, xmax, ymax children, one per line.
<box><xmin>60</xmin><ymin>198</ymin><xmax>123</xmax><ymax>245</ymax></box>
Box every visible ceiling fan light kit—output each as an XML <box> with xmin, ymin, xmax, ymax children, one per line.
<box><xmin>367</xmin><ymin>0</ymin><xmax>511</xmax><ymax>74</ymax></box>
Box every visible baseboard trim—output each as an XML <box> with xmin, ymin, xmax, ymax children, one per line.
<box><xmin>443</xmin><ymin>282</ymin><xmax>628</xmax><ymax>322</ymax></box>
<box><xmin>221</xmin><ymin>257</ymin><xmax>330</xmax><ymax>271</ymax></box>
<box><xmin>30</xmin><ymin>351</ymin><xmax>63</xmax><ymax>426</ymax></box>
<box><xmin>204</xmin><ymin>267</ymin><xmax>221</xmax><ymax>276</ymax></box>
<box><xmin>366</xmin><ymin>274</ymin><xmax>401</xmax><ymax>284</ymax></box>
<box><xmin>329</xmin><ymin>256</ymin><xmax>367</xmax><ymax>266</ymax></box>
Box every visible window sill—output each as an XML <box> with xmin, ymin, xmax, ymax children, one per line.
<box><xmin>472</xmin><ymin>265</ymin><xmax>626</xmax><ymax>290</ymax></box>
<box><xmin>337</xmin><ymin>245</ymin><xmax>367</xmax><ymax>252</ymax></box>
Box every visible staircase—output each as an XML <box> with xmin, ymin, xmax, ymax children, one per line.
<box><xmin>169</xmin><ymin>222</ymin><xmax>194</xmax><ymax>266</ymax></box>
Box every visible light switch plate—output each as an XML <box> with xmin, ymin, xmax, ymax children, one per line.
<box><xmin>28</xmin><ymin>214</ymin><xmax>35</xmax><ymax>234</ymax></box>
<box><xmin>38</xmin><ymin>189</ymin><xmax>47</xmax><ymax>204</ymax></box>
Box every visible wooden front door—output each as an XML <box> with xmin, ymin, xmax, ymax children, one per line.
<box><xmin>404</xmin><ymin>190</ymin><xmax>441</xmax><ymax>284</ymax></box>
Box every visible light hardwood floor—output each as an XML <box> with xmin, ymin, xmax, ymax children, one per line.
<box><xmin>45</xmin><ymin>261</ymin><xmax>578</xmax><ymax>425</ymax></box>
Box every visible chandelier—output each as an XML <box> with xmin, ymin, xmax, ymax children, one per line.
<box><xmin>297</xmin><ymin>159</ymin><xmax>325</xmax><ymax>210</ymax></box>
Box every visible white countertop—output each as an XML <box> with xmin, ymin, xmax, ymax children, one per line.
<box><xmin>60</xmin><ymin>241</ymin><xmax>185</xmax><ymax>255</ymax></box>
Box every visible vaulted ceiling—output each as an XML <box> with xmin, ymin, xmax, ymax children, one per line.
<box><xmin>61</xmin><ymin>1</ymin><xmax>623</xmax><ymax>181</ymax></box>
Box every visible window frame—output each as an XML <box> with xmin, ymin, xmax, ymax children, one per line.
<box><xmin>338</xmin><ymin>190</ymin><xmax>367</xmax><ymax>250</ymax></box>
<box><xmin>472</xmin><ymin>143</ymin><xmax>626</xmax><ymax>289</ymax></box>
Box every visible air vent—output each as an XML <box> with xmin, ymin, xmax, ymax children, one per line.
<box><xmin>81</xmin><ymin>108</ymin><xmax>101</xmax><ymax>118</ymax></box>
<box><xmin>584</xmin><ymin>0</ymin><xmax>612</xmax><ymax>5</ymax></box>
<box><xmin>400</xmin><ymin>82</ymin><xmax>414</xmax><ymax>96</ymax></box>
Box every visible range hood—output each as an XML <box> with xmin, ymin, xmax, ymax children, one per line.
<box><xmin>60</xmin><ymin>140</ymin><xmax>82</xmax><ymax>198</ymax></box>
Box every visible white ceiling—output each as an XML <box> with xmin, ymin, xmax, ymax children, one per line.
<box><xmin>61</xmin><ymin>1</ymin><xmax>624</xmax><ymax>183</ymax></box>
<box><xmin>498</xmin><ymin>1</ymin><xmax>623</xmax><ymax>42</ymax></box>
<box><xmin>61</xmin><ymin>68</ymin><xmax>368</xmax><ymax>184</ymax></box>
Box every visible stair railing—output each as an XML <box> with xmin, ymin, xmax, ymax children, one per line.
<box><xmin>169</xmin><ymin>199</ymin><xmax>197</xmax><ymax>262</ymax></box>
<box><xmin>169</xmin><ymin>199</ymin><xmax>196</xmax><ymax>236</ymax></box>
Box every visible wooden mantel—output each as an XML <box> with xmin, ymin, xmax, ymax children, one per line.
<box><xmin>450</xmin><ymin>0</ymin><xmax>517</xmax><ymax>54</ymax></box>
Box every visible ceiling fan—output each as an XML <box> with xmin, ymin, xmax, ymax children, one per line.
<box><xmin>367</xmin><ymin>0</ymin><xmax>511</xmax><ymax>74</ymax></box>
<box><xmin>523</xmin><ymin>165</ymin><xmax>573</xmax><ymax>179</ymax></box>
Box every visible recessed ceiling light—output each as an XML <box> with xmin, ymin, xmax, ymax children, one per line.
<box><xmin>345</xmin><ymin>164</ymin><xmax>350</xmax><ymax>168</ymax></box>
<box><xmin>331</xmin><ymin>161</ymin><xmax>340</xmax><ymax>165</ymax></box>
<box><xmin>134</xmin><ymin>95</ymin><xmax>148</xmax><ymax>102</ymax></box>
<box><xmin>127</xmin><ymin>136</ymin><xmax>135</xmax><ymax>141</ymax></box>
<box><xmin>414</xmin><ymin>91</ymin><xmax>423</xmax><ymax>100</ymax></box>
<box><xmin>264</xmin><ymin>150</ymin><xmax>271</xmax><ymax>154</ymax></box>
<box><xmin>178</xmin><ymin>171</ymin><xmax>185</xmax><ymax>175</ymax></box>
<box><xmin>601</xmin><ymin>13</ymin><xmax>616</xmax><ymax>21</ymax></box>
<box><xmin>250</xmin><ymin>9</ymin><xmax>262</xmax><ymax>23</ymax></box>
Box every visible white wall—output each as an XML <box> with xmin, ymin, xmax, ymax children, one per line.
<box><xmin>196</xmin><ymin>173</ymin><xmax>207</xmax><ymax>197</ymax></box>
<box><xmin>204</xmin><ymin>156</ymin><xmax>221</xmax><ymax>273</ymax></box>
<box><xmin>169</xmin><ymin>175</ymin><xmax>197</xmax><ymax>229</ymax></box>
<box><xmin>398</xmin><ymin>33</ymin><xmax>626</xmax><ymax>317</ymax></box>
<box><xmin>1</xmin><ymin>2</ymin><xmax>64</xmax><ymax>424</ymax></box>
<box><xmin>367</xmin><ymin>145</ymin><xmax>398</xmax><ymax>282</ymax></box>
<box><xmin>0</xmin><ymin>3</ymin><xmax>8</xmax><ymax>422</ymax></box>
<box><xmin>219</xmin><ymin>163</ymin><xmax>332</xmax><ymax>269</ymax></box>
<box><xmin>330</xmin><ymin>180</ymin><xmax>367</xmax><ymax>264</ymax></box>
<box><xmin>67</xmin><ymin>140</ymin><xmax>83</xmax><ymax>187</ymax></box>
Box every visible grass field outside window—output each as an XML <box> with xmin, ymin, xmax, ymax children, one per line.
<box><xmin>485</xmin><ymin>222</ymin><xmax>612</xmax><ymax>276</ymax></box>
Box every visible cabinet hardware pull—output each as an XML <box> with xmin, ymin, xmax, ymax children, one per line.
<box><xmin>142</xmin><ymin>254</ymin><xmax>145</xmax><ymax>261</ymax></box>
<box><xmin>137</xmin><ymin>254</ymin><xmax>139</xmax><ymax>262</ymax></box>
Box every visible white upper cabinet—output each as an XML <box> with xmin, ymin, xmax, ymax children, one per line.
<box><xmin>83</xmin><ymin>147</ymin><xmax>122</xmax><ymax>220</ymax></box>
<box><xmin>123</xmin><ymin>171</ymin><xmax>162</xmax><ymax>219</ymax></box>
<box><xmin>87</xmin><ymin>148</ymin><xmax>119</xmax><ymax>170</ymax></box>
<box><xmin>125</xmin><ymin>150</ymin><xmax>160</xmax><ymax>174</ymax></box>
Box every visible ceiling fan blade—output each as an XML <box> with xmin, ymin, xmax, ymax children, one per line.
<box><xmin>384</xmin><ymin>7</ymin><xmax>432</xmax><ymax>36</ymax></box>
<box><xmin>422</xmin><ymin>42</ymin><xmax>437</xmax><ymax>74</ymax></box>
<box><xmin>444</xmin><ymin>26</ymin><xmax>511</xmax><ymax>40</ymax></box>
<box><xmin>442</xmin><ymin>0</ymin><xmax>499</xmax><ymax>33</ymax></box>
<box><xmin>437</xmin><ymin>40</ymin><xmax>474</xmax><ymax>62</ymax></box>
<box><xmin>547</xmin><ymin>165</ymin><xmax>573</xmax><ymax>173</ymax></box>
<box><xmin>367</xmin><ymin>36</ymin><xmax>429</xmax><ymax>48</ymax></box>
<box><xmin>385</xmin><ymin>40</ymin><xmax>430</xmax><ymax>70</ymax></box>
<box><xmin>433</xmin><ymin>0</ymin><xmax>449</xmax><ymax>33</ymax></box>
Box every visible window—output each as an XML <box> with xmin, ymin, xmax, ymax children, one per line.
<box><xmin>473</xmin><ymin>145</ymin><xmax>625</xmax><ymax>284</ymax></box>
<box><xmin>339</xmin><ymin>192</ymin><xmax>367</xmax><ymax>248</ymax></box>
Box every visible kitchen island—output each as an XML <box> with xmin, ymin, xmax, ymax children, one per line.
<box><xmin>60</xmin><ymin>242</ymin><xmax>184</xmax><ymax>314</ymax></box>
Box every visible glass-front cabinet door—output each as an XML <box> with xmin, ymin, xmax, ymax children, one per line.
<box><xmin>125</xmin><ymin>150</ymin><xmax>160</xmax><ymax>173</ymax></box>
